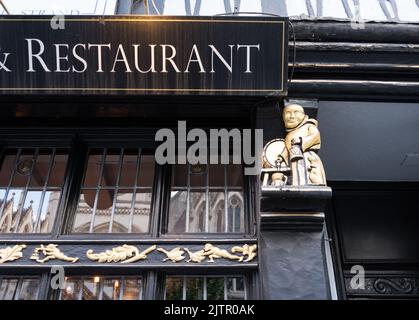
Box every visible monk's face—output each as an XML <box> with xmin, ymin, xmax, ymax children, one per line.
<box><xmin>283</xmin><ymin>104</ymin><xmax>305</xmax><ymax>129</ymax></box>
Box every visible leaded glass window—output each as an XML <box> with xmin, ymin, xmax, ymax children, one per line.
<box><xmin>0</xmin><ymin>277</ymin><xmax>41</xmax><ymax>300</ymax></box>
<box><xmin>165</xmin><ymin>276</ymin><xmax>246</xmax><ymax>300</ymax></box>
<box><xmin>168</xmin><ymin>163</ymin><xmax>244</xmax><ymax>233</ymax></box>
<box><xmin>71</xmin><ymin>148</ymin><xmax>155</xmax><ymax>233</ymax></box>
<box><xmin>0</xmin><ymin>148</ymin><xmax>68</xmax><ymax>233</ymax></box>
<box><xmin>59</xmin><ymin>276</ymin><xmax>143</xmax><ymax>300</ymax></box>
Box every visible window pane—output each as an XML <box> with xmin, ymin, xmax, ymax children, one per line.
<box><xmin>172</xmin><ymin>164</ymin><xmax>188</xmax><ymax>187</ymax></box>
<box><xmin>227</xmin><ymin>191</ymin><xmax>244</xmax><ymax>233</ymax></box>
<box><xmin>73</xmin><ymin>148</ymin><xmax>154</xmax><ymax>234</ymax></box>
<box><xmin>82</xmin><ymin>278</ymin><xmax>100</xmax><ymax>300</ymax></box>
<box><xmin>190</xmin><ymin>165</ymin><xmax>206</xmax><ymax>187</ymax></box>
<box><xmin>83</xmin><ymin>149</ymin><xmax>103</xmax><ymax>187</ymax></box>
<box><xmin>0</xmin><ymin>279</ymin><xmax>19</xmax><ymax>300</ymax></box>
<box><xmin>0</xmin><ymin>150</ymin><xmax>17</xmax><ymax>187</ymax></box>
<box><xmin>138</xmin><ymin>154</ymin><xmax>155</xmax><ymax>188</ymax></box>
<box><xmin>18</xmin><ymin>278</ymin><xmax>40</xmax><ymax>300</ymax></box>
<box><xmin>0</xmin><ymin>148</ymin><xmax>68</xmax><ymax>234</ymax></box>
<box><xmin>165</xmin><ymin>277</ymin><xmax>183</xmax><ymax>300</ymax></box>
<box><xmin>37</xmin><ymin>191</ymin><xmax>61</xmax><ymax>233</ymax></box>
<box><xmin>72</xmin><ymin>190</ymin><xmax>94</xmax><ymax>233</ymax></box>
<box><xmin>14</xmin><ymin>190</ymin><xmax>42</xmax><ymax>233</ymax></box>
<box><xmin>102</xmin><ymin>278</ymin><xmax>121</xmax><ymax>300</ymax></box>
<box><xmin>209</xmin><ymin>164</ymin><xmax>225</xmax><ymax>187</ymax></box>
<box><xmin>29</xmin><ymin>149</ymin><xmax>51</xmax><ymax>187</ymax></box>
<box><xmin>227</xmin><ymin>165</ymin><xmax>243</xmax><ymax>187</ymax></box>
<box><xmin>227</xmin><ymin>277</ymin><xmax>245</xmax><ymax>300</ymax></box>
<box><xmin>131</xmin><ymin>190</ymin><xmax>151</xmax><ymax>233</ymax></box>
<box><xmin>189</xmin><ymin>191</ymin><xmax>205</xmax><ymax>232</ymax></box>
<box><xmin>101</xmin><ymin>149</ymin><xmax>121</xmax><ymax>187</ymax></box>
<box><xmin>0</xmin><ymin>189</ymin><xmax>23</xmax><ymax>233</ymax></box>
<box><xmin>186</xmin><ymin>278</ymin><xmax>203</xmax><ymax>300</ymax></box>
<box><xmin>112</xmin><ymin>189</ymin><xmax>133</xmax><ymax>233</ymax></box>
<box><xmin>12</xmin><ymin>149</ymin><xmax>35</xmax><ymax>187</ymax></box>
<box><xmin>168</xmin><ymin>163</ymin><xmax>245</xmax><ymax>234</ymax></box>
<box><xmin>92</xmin><ymin>189</ymin><xmax>115</xmax><ymax>233</ymax></box>
<box><xmin>207</xmin><ymin>278</ymin><xmax>225</xmax><ymax>300</ymax></box>
<box><xmin>61</xmin><ymin>278</ymin><xmax>82</xmax><ymax>300</ymax></box>
<box><xmin>48</xmin><ymin>150</ymin><xmax>68</xmax><ymax>187</ymax></box>
<box><xmin>119</xmin><ymin>150</ymin><xmax>138</xmax><ymax>187</ymax></box>
<box><xmin>0</xmin><ymin>188</ymin><xmax>5</xmax><ymax>205</ymax></box>
<box><xmin>164</xmin><ymin>276</ymin><xmax>247</xmax><ymax>301</ymax></box>
<box><xmin>168</xmin><ymin>191</ymin><xmax>187</xmax><ymax>233</ymax></box>
<box><xmin>122</xmin><ymin>278</ymin><xmax>142</xmax><ymax>300</ymax></box>
<box><xmin>208</xmin><ymin>191</ymin><xmax>225</xmax><ymax>232</ymax></box>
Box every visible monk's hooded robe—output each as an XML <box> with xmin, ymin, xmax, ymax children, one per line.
<box><xmin>279</xmin><ymin>115</ymin><xmax>326</xmax><ymax>185</ymax></box>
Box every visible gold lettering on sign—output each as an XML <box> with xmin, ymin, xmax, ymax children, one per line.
<box><xmin>0</xmin><ymin>244</ymin><xmax>26</xmax><ymax>263</ymax></box>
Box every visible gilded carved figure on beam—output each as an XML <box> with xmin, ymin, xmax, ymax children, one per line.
<box><xmin>262</xmin><ymin>103</ymin><xmax>326</xmax><ymax>186</ymax></box>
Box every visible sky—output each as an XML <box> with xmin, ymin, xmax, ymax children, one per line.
<box><xmin>0</xmin><ymin>0</ymin><xmax>418</xmax><ymax>22</ymax></box>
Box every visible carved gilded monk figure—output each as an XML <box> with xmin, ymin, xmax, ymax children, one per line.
<box><xmin>278</xmin><ymin>104</ymin><xmax>326</xmax><ymax>186</ymax></box>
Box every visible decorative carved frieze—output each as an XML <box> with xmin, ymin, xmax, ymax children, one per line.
<box><xmin>0</xmin><ymin>244</ymin><xmax>26</xmax><ymax>263</ymax></box>
<box><xmin>0</xmin><ymin>243</ymin><xmax>257</xmax><ymax>265</ymax></box>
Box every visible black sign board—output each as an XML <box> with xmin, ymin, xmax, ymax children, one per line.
<box><xmin>0</xmin><ymin>16</ymin><xmax>288</xmax><ymax>96</ymax></box>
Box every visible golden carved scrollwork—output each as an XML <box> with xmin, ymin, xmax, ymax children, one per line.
<box><xmin>0</xmin><ymin>244</ymin><xmax>26</xmax><ymax>264</ymax></box>
<box><xmin>30</xmin><ymin>244</ymin><xmax>79</xmax><ymax>263</ymax></box>
<box><xmin>86</xmin><ymin>244</ymin><xmax>156</xmax><ymax>263</ymax></box>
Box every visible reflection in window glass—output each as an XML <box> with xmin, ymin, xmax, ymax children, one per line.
<box><xmin>59</xmin><ymin>276</ymin><xmax>143</xmax><ymax>300</ymax></box>
<box><xmin>165</xmin><ymin>277</ymin><xmax>183</xmax><ymax>300</ymax></box>
<box><xmin>0</xmin><ymin>277</ymin><xmax>41</xmax><ymax>300</ymax></box>
<box><xmin>227</xmin><ymin>277</ymin><xmax>246</xmax><ymax>300</ymax></box>
<box><xmin>168</xmin><ymin>164</ymin><xmax>244</xmax><ymax>233</ymax></box>
<box><xmin>82</xmin><ymin>278</ymin><xmax>100</xmax><ymax>300</ymax></box>
<box><xmin>207</xmin><ymin>277</ymin><xmax>224</xmax><ymax>300</ymax></box>
<box><xmin>165</xmin><ymin>276</ymin><xmax>246</xmax><ymax>300</ymax></box>
<box><xmin>122</xmin><ymin>278</ymin><xmax>142</xmax><ymax>300</ymax></box>
<box><xmin>186</xmin><ymin>277</ymin><xmax>203</xmax><ymax>300</ymax></box>
<box><xmin>0</xmin><ymin>148</ymin><xmax>68</xmax><ymax>233</ymax></box>
<box><xmin>71</xmin><ymin>148</ymin><xmax>154</xmax><ymax>233</ymax></box>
